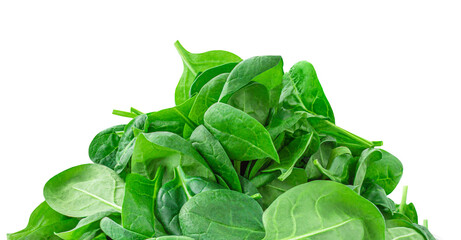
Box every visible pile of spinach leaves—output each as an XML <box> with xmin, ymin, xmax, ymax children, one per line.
<box><xmin>8</xmin><ymin>41</ymin><xmax>436</xmax><ymax>240</ymax></box>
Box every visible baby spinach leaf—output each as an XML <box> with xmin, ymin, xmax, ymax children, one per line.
<box><xmin>204</xmin><ymin>103</ymin><xmax>279</xmax><ymax>162</ymax></box>
<box><xmin>188</xmin><ymin>73</ymin><xmax>228</xmax><ymax>125</ymax></box>
<box><xmin>228</xmin><ymin>82</ymin><xmax>271</xmax><ymax>125</ymax></box>
<box><xmin>353</xmin><ymin>148</ymin><xmax>403</xmax><ymax>195</ymax></box>
<box><xmin>122</xmin><ymin>172</ymin><xmax>165</xmax><ymax>237</ymax></box>
<box><xmin>55</xmin><ymin>210</ymin><xmax>116</xmax><ymax>240</ymax></box>
<box><xmin>189</xmin><ymin>62</ymin><xmax>239</xmax><ymax>97</ymax></box>
<box><xmin>7</xmin><ymin>201</ymin><xmax>78</xmax><ymax>240</ymax></box>
<box><xmin>219</xmin><ymin>55</ymin><xmax>284</xmax><ymax>103</ymax></box>
<box><xmin>174</xmin><ymin>41</ymin><xmax>241</xmax><ymax>105</ymax></box>
<box><xmin>44</xmin><ymin>164</ymin><xmax>125</xmax><ymax>218</ymax></box>
<box><xmin>100</xmin><ymin>217</ymin><xmax>149</xmax><ymax>240</ymax></box>
<box><xmin>147</xmin><ymin>95</ymin><xmax>197</xmax><ymax>135</ymax></box>
<box><xmin>179</xmin><ymin>189</ymin><xmax>265</xmax><ymax>240</ymax></box>
<box><xmin>385</xmin><ymin>227</ymin><xmax>425</xmax><ymax>240</ymax></box>
<box><xmin>280</xmin><ymin>61</ymin><xmax>335</xmax><ymax>122</ymax></box>
<box><xmin>263</xmin><ymin>181</ymin><xmax>385</xmax><ymax>240</ymax></box>
<box><xmin>114</xmin><ymin>114</ymin><xmax>149</xmax><ymax>174</ymax></box>
<box><xmin>313</xmin><ymin>149</ymin><xmax>357</xmax><ymax>184</ymax></box>
<box><xmin>258</xmin><ymin>168</ymin><xmax>307</xmax><ymax>209</ymax></box>
<box><xmin>190</xmin><ymin>125</ymin><xmax>242</xmax><ymax>192</ymax></box>
<box><xmin>362</xmin><ymin>183</ymin><xmax>396</xmax><ymax>213</ymax></box>
<box><xmin>89</xmin><ymin>124</ymin><xmax>125</xmax><ymax>169</ymax></box>
<box><xmin>264</xmin><ymin>132</ymin><xmax>314</xmax><ymax>181</ymax></box>
<box><xmin>305</xmin><ymin>136</ymin><xmax>336</xmax><ymax>180</ymax></box>
<box><xmin>156</xmin><ymin>167</ymin><xmax>224</xmax><ymax>235</ymax></box>
<box><xmin>131</xmin><ymin>132</ymin><xmax>215</xmax><ymax>182</ymax></box>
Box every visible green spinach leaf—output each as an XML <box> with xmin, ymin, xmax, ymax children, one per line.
<box><xmin>89</xmin><ymin>124</ymin><xmax>125</xmax><ymax>169</ymax></box>
<box><xmin>44</xmin><ymin>164</ymin><xmax>125</xmax><ymax>217</ymax></box>
<box><xmin>204</xmin><ymin>103</ymin><xmax>279</xmax><ymax>162</ymax></box>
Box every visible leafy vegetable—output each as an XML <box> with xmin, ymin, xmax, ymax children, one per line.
<box><xmin>204</xmin><ymin>103</ymin><xmax>279</xmax><ymax>162</ymax></box>
<box><xmin>43</xmin><ymin>164</ymin><xmax>125</xmax><ymax>218</ymax></box>
<box><xmin>9</xmin><ymin>42</ymin><xmax>435</xmax><ymax>240</ymax></box>
<box><xmin>263</xmin><ymin>181</ymin><xmax>385</xmax><ymax>240</ymax></box>
<box><xmin>179</xmin><ymin>189</ymin><xmax>265</xmax><ymax>240</ymax></box>
<box><xmin>174</xmin><ymin>41</ymin><xmax>241</xmax><ymax>105</ymax></box>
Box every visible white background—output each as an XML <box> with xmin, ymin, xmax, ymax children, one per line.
<box><xmin>0</xmin><ymin>1</ymin><xmax>459</xmax><ymax>239</ymax></box>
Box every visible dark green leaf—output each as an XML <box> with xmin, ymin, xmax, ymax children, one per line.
<box><xmin>174</xmin><ymin>41</ymin><xmax>241</xmax><ymax>105</ymax></box>
<box><xmin>219</xmin><ymin>55</ymin><xmax>284</xmax><ymax>102</ymax></box>
<box><xmin>190</xmin><ymin>125</ymin><xmax>242</xmax><ymax>192</ymax></box>
<box><xmin>89</xmin><ymin>124</ymin><xmax>125</xmax><ymax>169</ymax></box>
<box><xmin>189</xmin><ymin>62</ymin><xmax>238</xmax><ymax>97</ymax></box>
<box><xmin>204</xmin><ymin>103</ymin><xmax>279</xmax><ymax>162</ymax></box>
<box><xmin>179</xmin><ymin>189</ymin><xmax>265</xmax><ymax>240</ymax></box>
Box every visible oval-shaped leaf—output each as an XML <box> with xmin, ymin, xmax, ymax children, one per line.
<box><xmin>190</xmin><ymin>125</ymin><xmax>241</xmax><ymax>192</ymax></box>
<box><xmin>44</xmin><ymin>164</ymin><xmax>125</xmax><ymax>218</ymax></box>
<box><xmin>219</xmin><ymin>55</ymin><xmax>284</xmax><ymax>102</ymax></box>
<box><xmin>174</xmin><ymin>41</ymin><xmax>241</xmax><ymax>105</ymax></box>
<box><xmin>89</xmin><ymin>124</ymin><xmax>125</xmax><ymax>169</ymax></box>
<box><xmin>228</xmin><ymin>82</ymin><xmax>271</xmax><ymax>125</ymax></box>
<box><xmin>263</xmin><ymin>181</ymin><xmax>385</xmax><ymax>240</ymax></box>
<box><xmin>204</xmin><ymin>103</ymin><xmax>279</xmax><ymax>162</ymax></box>
<box><xmin>280</xmin><ymin>61</ymin><xmax>335</xmax><ymax>122</ymax></box>
<box><xmin>179</xmin><ymin>189</ymin><xmax>265</xmax><ymax>240</ymax></box>
<box><xmin>189</xmin><ymin>62</ymin><xmax>238</xmax><ymax>97</ymax></box>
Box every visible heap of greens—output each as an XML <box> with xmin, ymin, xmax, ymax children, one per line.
<box><xmin>8</xmin><ymin>42</ymin><xmax>435</xmax><ymax>240</ymax></box>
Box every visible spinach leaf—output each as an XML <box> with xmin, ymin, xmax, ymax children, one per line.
<box><xmin>131</xmin><ymin>132</ymin><xmax>215</xmax><ymax>182</ymax></box>
<box><xmin>313</xmin><ymin>148</ymin><xmax>357</xmax><ymax>184</ymax></box>
<box><xmin>385</xmin><ymin>227</ymin><xmax>425</xmax><ymax>240</ymax></box>
<box><xmin>174</xmin><ymin>41</ymin><xmax>241</xmax><ymax>105</ymax></box>
<box><xmin>227</xmin><ymin>82</ymin><xmax>271</xmax><ymax>125</ymax></box>
<box><xmin>190</xmin><ymin>125</ymin><xmax>242</xmax><ymax>192</ymax></box>
<box><xmin>100</xmin><ymin>217</ymin><xmax>149</xmax><ymax>240</ymax></box>
<box><xmin>189</xmin><ymin>62</ymin><xmax>238</xmax><ymax>97</ymax></box>
<box><xmin>263</xmin><ymin>181</ymin><xmax>385</xmax><ymax>240</ymax></box>
<box><xmin>156</xmin><ymin>167</ymin><xmax>224</xmax><ymax>235</ymax></box>
<box><xmin>362</xmin><ymin>183</ymin><xmax>396</xmax><ymax>213</ymax></box>
<box><xmin>353</xmin><ymin>148</ymin><xmax>403</xmax><ymax>194</ymax></box>
<box><xmin>122</xmin><ymin>172</ymin><xmax>165</xmax><ymax>237</ymax></box>
<box><xmin>264</xmin><ymin>132</ymin><xmax>314</xmax><ymax>181</ymax></box>
<box><xmin>258</xmin><ymin>168</ymin><xmax>307</xmax><ymax>209</ymax></box>
<box><xmin>89</xmin><ymin>124</ymin><xmax>125</xmax><ymax>169</ymax></box>
<box><xmin>204</xmin><ymin>103</ymin><xmax>279</xmax><ymax>162</ymax></box>
<box><xmin>305</xmin><ymin>136</ymin><xmax>336</xmax><ymax>180</ymax></box>
<box><xmin>179</xmin><ymin>189</ymin><xmax>265</xmax><ymax>240</ymax></box>
<box><xmin>219</xmin><ymin>55</ymin><xmax>284</xmax><ymax>102</ymax></box>
<box><xmin>7</xmin><ymin>202</ymin><xmax>78</xmax><ymax>240</ymax></box>
<box><xmin>55</xmin><ymin>210</ymin><xmax>116</xmax><ymax>240</ymax></box>
<box><xmin>44</xmin><ymin>164</ymin><xmax>125</xmax><ymax>217</ymax></box>
<box><xmin>114</xmin><ymin>114</ymin><xmax>149</xmax><ymax>173</ymax></box>
<box><xmin>280</xmin><ymin>61</ymin><xmax>335</xmax><ymax>122</ymax></box>
<box><xmin>188</xmin><ymin>73</ymin><xmax>228</xmax><ymax>125</ymax></box>
<box><xmin>147</xmin><ymin>95</ymin><xmax>197</xmax><ymax>135</ymax></box>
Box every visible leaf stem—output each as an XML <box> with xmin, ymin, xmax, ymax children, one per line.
<box><xmin>112</xmin><ymin>110</ymin><xmax>137</xmax><ymax>118</ymax></box>
<box><xmin>176</xmin><ymin>166</ymin><xmax>193</xmax><ymax>200</ymax></box>
<box><xmin>399</xmin><ymin>185</ymin><xmax>408</xmax><ymax>213</ymax></box>
<box><xmin>130</xmin><ymin>107</ymin><xmax>144</xmax><ymax>115</ymax></box>
<box><xmin>423</xmin><ymin>219</ymin><xmax>428</xmax><ymax>229</ymax></box>
<box><xmin>322</xmin><ymin>120</ymin><xmax>375</xmax><ymax>148</ymax></box>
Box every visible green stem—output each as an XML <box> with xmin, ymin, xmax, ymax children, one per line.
<box><xmin>313</xmin><ymin>159</ymin><xmax>343</xmax><ymax>183</ymax></box>
<box><xmin>399</xmin><ymin>185</ymin><xmax>408</xmax><ymax>213</ymax></box>
<box><xmin>249</xmin><ymin>158</ymin><xmax>269</xmax><ymax>180</ymax></box>
<box><xmin>323</xmin><ymin>120</ymin><xmax>375</xmax><ymax>148</ymax></box>
<box><xmin>173</xmin><ymin>108</ymin><xmax>197</xmax><ymax>129</ymax></box>
<box><xmin>112</xmin><ymin>110</ymin><xmax>137</xmax><ymax>118</ymax></box>
<box><xmin>130</xmin><ymin>107</ymin><xmax>144</xmax><ymax>115</ymax></box>
<box><xmin>423</xmin><ymin>219</ymin><xmax>428</xmax><ymax>229</ymax></box>
<box><xmin>249</xmin><ymin>193</ymin><xmax>262</xmax><ymax>200</ymax></box>
<box><xmin>176</xmin><ymin>166</ymin><xmax>193</xmax><ymax>200</ymax></box>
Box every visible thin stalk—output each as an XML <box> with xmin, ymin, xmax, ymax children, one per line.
<box><xmin>399</xmin><ymin>185</ymin><xmax>409</xmax><ymax>213</ymax></box>
<box><xmin>130</xmin><ymin>107</ymin><xmax>144</xmax><ymax>115</ymax></box>
<box><xmin>423</xmin><ymin>219</ymin><xmax>428</xmax><ymax>229</ymax></box>
<box><xmin>112</xmin><ymin>109</ymin><xmax>137</xmax><ymax>118</ymax></box>
<box><xmin>234</xmin><ymin>161</ymin><xmax>241</xmax><ymax>175</ymax></box>
<box><xmin>323</xmin><ymin>120</ymin><xmax>375</xmax><ymax>148</ymax></box>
